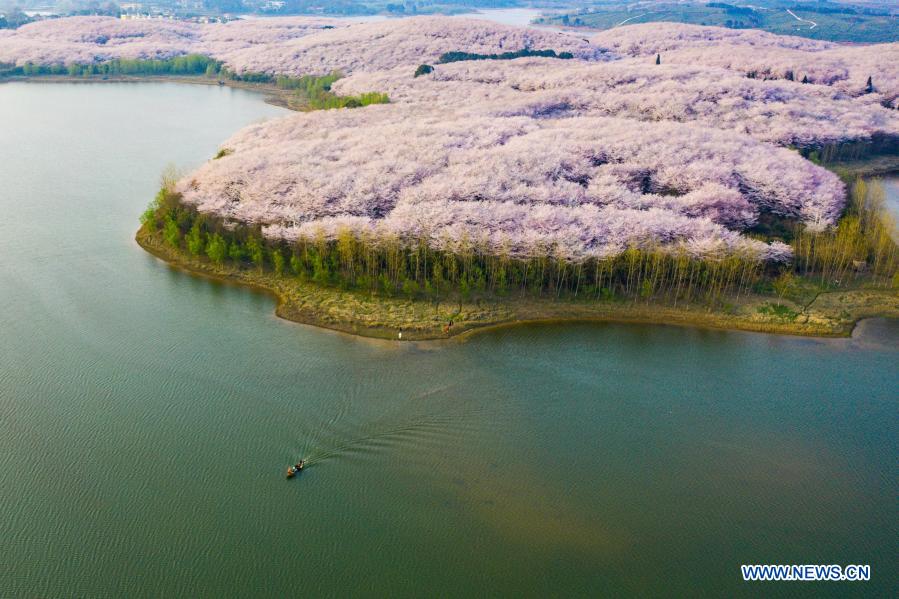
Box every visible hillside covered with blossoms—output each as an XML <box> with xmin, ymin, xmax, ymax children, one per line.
<box><xmin>334</xmin><ymin>59</ymin><xmax>898</xmax><ymax>147</ymax></box>
<box><xmin>591</xmin><ymin>23</ymin><xmax>899</xmax><ymax>109</ymax></box>
<box><xmin>182</xmin><ymin>104</ymin><xmax>843</xmax><ymax>261</ymax></box>
<box><xmin>4</xmin><ymin>16</ymin><xmax>897</xmax><ymax>264</ymax></box>
<box><xmin>0</xmin><ymin>16</ymin><xmax>605</xmax><ymax>74</ymax></box>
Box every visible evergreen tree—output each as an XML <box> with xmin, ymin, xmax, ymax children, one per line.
<box><xmin>140</xmin><ymin>200</ymin><xmax>158</xmax><ymax>232</ymax></box>
<box><xmin>228</xmin><ymin>241</ymin><xmax>245</xmax><ymax>263</ymax></box>
<box><xmin>246</xmin><ymin>235</ymin><xmax>265</xmax><ymax>269</ymax></box>
<box><xmin>271</xmin><ymin>249</ymin><xmax>285</xmax><ymax>275</ymax></box>
<box><xmin>186</xmin><ymin>222</ymin><xmax>204</xmax><ymax>256</ymax></box>
<box><xmin>206</xmin><ymin>233</ymin><xmax>227</xmax><ymax>265</ymax></box>
<box><xmin>163</xmin><ymin>216</ymin><xmax>180</xmax><ymax>248</ymax></box>
<box><xmin>290</xmin><ymin>252</ymin><xmax>304</xmax><ymax>276</ymax></box>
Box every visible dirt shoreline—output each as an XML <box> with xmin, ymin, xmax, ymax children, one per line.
<box><xmin>136</xmin><ymin>228</ymin><xmax>899</xmax><ymax>341</ymax></box>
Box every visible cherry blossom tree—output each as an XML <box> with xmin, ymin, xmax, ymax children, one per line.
<box><xmin>6</xmin><ymin>16</ymin><xmax>890</xmax><ymax>264</ymax></box>
<box><xmin>178</xmin><ymin>105</ymin><xmax>844</xmax><ymax>262</ymax></box>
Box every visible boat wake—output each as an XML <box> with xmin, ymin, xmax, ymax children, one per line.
<box><xmin>296</xmin><ymin>384</ymin><xmax>487</xmax><ymax>468</ymax></box>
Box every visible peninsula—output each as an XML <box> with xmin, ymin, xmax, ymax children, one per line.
<box><xmin>3</xmin><ymin>15</ymin><xmax>896</xmax><ymax>339</ymax></box>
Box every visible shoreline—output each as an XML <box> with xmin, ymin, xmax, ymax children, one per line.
<box><xmin>136</xmin><ymin>228</ymin><xmax>899</xmax><ymax>341</ymax></box>
<box><xmin>9</xmin><ymin>74</ymin><xmax>888</xmax><ymax>342</ymax></box>
<box><xmin>0</xmin><ymin>73</ymin><xmax>297</xmax><ymax>109</ymax></box>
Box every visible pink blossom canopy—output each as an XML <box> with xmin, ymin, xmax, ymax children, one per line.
<box><xmin>5</xmin><ymin>16</ymin><xmax>891</xmax><ymax>262</ymax></box>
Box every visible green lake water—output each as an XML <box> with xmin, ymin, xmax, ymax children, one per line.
<box><xmin>0</xmin><ymin>82</ymin><xmax>897</xmax><ymax>597</ymax></box>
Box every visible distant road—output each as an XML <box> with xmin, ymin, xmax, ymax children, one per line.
<box><xmin>786</xmin><ymin>9</ymin><xmax>818</xmax><ymax>30</ymax></box>
<box><xmin>615</xmin><ymin>13</ymin><xmax>648</xmax><ymax>27</ymax></box>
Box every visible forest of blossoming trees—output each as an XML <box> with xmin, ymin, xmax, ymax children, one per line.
<box><xmin>334</xmin><ymin>59</ymin><xmax>898</xmax><ymax>147</ymax></box>
<box><xmin>179</xmin><ymin>106</ymin><xmax>841</xmax><ymax>259</ymax></box>
<box><xmin>3</xmin><ymin>16</ymin><xmax>897</xmax><ymax>302</ymax></box>
<box><xmin>591</xmin><ymin>23</ymin><xmax>899</xmax><ymax>109</ymax></box>
<box><xmin>0</xmin><ymin>16</ymin><xmax>604</xmax><ymax>75</ymax></box>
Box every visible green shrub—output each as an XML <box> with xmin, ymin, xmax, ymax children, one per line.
<box><xmin>757</xmin><ymin>303</ymin><xmax>799</xmax><ymax>320</ymax></box>
<box><xmin>437</xmin><ymin>49</ymin><xmax>574</xmax><ymax>64</ymax></box>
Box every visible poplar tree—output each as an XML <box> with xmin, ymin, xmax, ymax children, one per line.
<box><xmin>206</xmin><ymin>233</ymin><xmax>227</xmax><ymax>265</ymax></box>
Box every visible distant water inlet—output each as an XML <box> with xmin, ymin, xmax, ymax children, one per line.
<box><xmin>0</xmin><ymin>82</ymin><xmax>896</xmax><ymax>597</ymax></box>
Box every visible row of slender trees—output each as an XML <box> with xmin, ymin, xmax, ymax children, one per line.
<box><xmin>792</xmin><ymin>178</ymin><xmax>897</xmax><ymax>285</ymax></box>
<box><xmin>9</xmin><ymin>54</ymin><xmax>218</xmax><ymax>78</ymax></box>
<box><xmin>142</xmin><ymin>177</ymin><xmax>897</xmax><ymax>306</ymax></box>
<box><xmin>799</xmin><ymin>134</ymin><xmax>899</xmax><ymax>165</ymax></box>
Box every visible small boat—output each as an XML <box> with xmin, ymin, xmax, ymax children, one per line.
<box><xmin>286</xmin><ymin>460</ymin><xmax>305</xmax><ymax>479</ymax></box>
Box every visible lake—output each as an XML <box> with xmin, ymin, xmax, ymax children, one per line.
<box><xmin>0</xmin><ymin>82</ymin><xmax>896</xmax><ymax>596</ymax></box>
<box><xmin>453</xmin><ymin>8</ymin><xmax>547</xmax><ymax>28</ymax></box>
<box><xmin>323</xmin><ymin>8</ymin><xmax>574</xmax><ymax>32</ymax></box>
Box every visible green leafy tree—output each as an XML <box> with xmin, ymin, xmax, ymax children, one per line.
<box><xmin>414</xmin><ymin>64</ymin><xmax>434</xmax><ymax>78</ymax></box>
<box><xmin>459</xmin><ymin>276</ymin><xmax>471</xmax><ymax>300</ymax></box>
<box><xmin>402</xmin><ymin>278</ymin><xmax>419</xmax><ymax>298</ymax></box>
<box><xmin>313</xmin><ymin>253</ymin><xmax>332</xmax><ymax>283</ymax></box>
<box><xmin>271</xmin><ymin>249</ymin><xmax>285</xmax><ymax>275</ymax></box>
<box><xmin>290</xmin><ymin>252</ymin><xmax>304</xmax><ymax>276</ymax></box>
<box><xmin>206</xmin><ymin>233</ymin><xmax>227</xmax><ymax>265</ymax></box>
<box><xmin>772</xmin><ymin>271</ymin><xmax>797</xmax><ymax>298</ymax></box>
<box><xmin>186</xmin><ymin>222</ymin><xmax>204</xmax><ymax>256</ymax></box>
<box><xmin>140</xmin><ymin>199</ymin><xmax>159</xmax><ymax>232</ymax></box>
<box><xmin>163</xmin><ymin>216</ymin><xmax>180</xmax><ymax>248</ymax></box>
<box><xmin>246</xmin><ymin>235</ymin><xmax>265</xmax><ymax>269</ymax></box>
<box><xmin>379</xmin><ymin>273</ymin><xmax>393</xmax><ymax>296</ymax></box>
<box><xmin>228</xmin><ymin>241</ymin><xmax>245</xmax><ymax>263</ymax></box>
